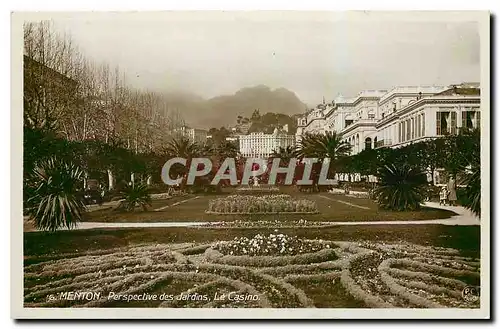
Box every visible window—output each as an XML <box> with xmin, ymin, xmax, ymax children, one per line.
<box><xmin>421</xmin><ymin>113</ymin><xmax>425</xmax><ymax>136</ymax></box>
<box><xmin>436</xmin><ymin>112</ymin><xmax>443</xmax><ymax>135</ymax></box>
<box><xmin>462</xmin><ymin>111</ymin><xmax>478</xmax><ymax>130</ymax></box>
<box><xmin>398</xmin><ymin>123</ymin><xmax>402</xmax><ymax>143</ymax></box>
<box><xmin>365</xmin><ymin>138</ymin><xmax>372</xmax><ymax>150</ymax></box>
<box><xmin>450</xmin><ymin>112</ymin><xmax>457</xmax><ymax>135</ymax></box>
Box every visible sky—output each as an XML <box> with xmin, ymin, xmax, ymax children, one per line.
<box><xmin>47</xmin><ymin>12</ymin><xmax>481</xmax><ymax>105</ymax></box>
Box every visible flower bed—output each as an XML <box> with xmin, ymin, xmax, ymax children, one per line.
<box><xmin>23</xmin><ymin>239</ymin><xmax>480</xmax><ymax>309</ymax></box>
<box><xmin>204</xmin><ymin>233</ymin><xmax>338</xmax><ymax>267</ymax></box>
<box><xmin>206</xmin><ymin>195</ymin><xmax>318</xmax><ymax>214</ymax></box>
<box><xmin>150</xmin><ymin>191</ymin><xmax>187</xmax><ymax>200</ymax></box>
<box><xmin>236</xmin><ymin>186</ymin><xmax>280</xmax><ymax>191</ymax></box>
<box><xmin>211</xmin><ymin>233</ymin><xmax>333</xmax><ymax>257</ymax></box>
<box><xmin>199</xmin><ymin>219</ymin><xmax>328</xmax><ymax>229</ymax></box>
<box><xmin>328</xmin><ymin>188</ymin><xmax>369</xmax><ymax>198</ymax></box>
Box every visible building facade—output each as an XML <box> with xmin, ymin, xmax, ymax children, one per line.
<box><xmin>239</xmin><ymin>128</ymin><xmax>296</xmax><ymax>158</ymax></box>
<box><xmin>295</xmin><ymin>83</ymin><xmax>481</xmax><ymax>183</ymax></box>
<box><xmin>296</xmin><ymin>83</ymin><xmax>480</xmax><ymax>154</ymax></box>
<box><xmin>174</xmin><ymin>126</ymin><xmax>208</xmax><ymax>144</ymax></box>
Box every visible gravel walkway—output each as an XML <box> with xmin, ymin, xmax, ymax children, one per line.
<box><xmin>24</xmin><ymin>201</ymin><xmax>479</xmax><ymax>232</ymax></box>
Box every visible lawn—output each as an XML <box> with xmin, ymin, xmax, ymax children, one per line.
<box><xmin>82</xmin><ymin>191</ymin><xmax>457</xmax><ymax>223</ymax></box>
<box><xmin>23</xmin><ymin>224</ymin><xmax>480</xmax><ymax>309</ymax></box>
<box><xmin>24</xmin><ymin>224</ymin><xmax>479</xmax><ymax>259</ymax></box>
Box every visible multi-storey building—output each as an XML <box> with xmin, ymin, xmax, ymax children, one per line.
<box><xmin>295</xmin><ymin>83</ymin><xmax>481</xmax><ymax>183</ymax></box>
<box><xmin>173</xmin><ymin>126</ymin><xmax>208</xmax><ymax>144</ymax></box>
<box><xmin>239</xmin><ymin>128</ymin><xmax>296</xmax><ymax>158</ymax></box>
<box><xmin>296</xmin><ymin>83</ymin><xmax>480</xmax><ymax>156</ymax></box>
<box><xmin>375</xmin><ymin>84</ymin><xmax>480</xmax><ymax>150</ymax></box>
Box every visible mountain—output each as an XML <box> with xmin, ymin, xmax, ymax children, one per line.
<box><xmin>166</xmin><ymin>85</ymin><xmax>307</xmax><ymax>129</ymax></box>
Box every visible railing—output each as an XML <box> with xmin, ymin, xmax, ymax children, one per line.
<box><xmin>374</xmin><ymin>139</ymin><xmax>393</xmax><ymax>148</ymax></box>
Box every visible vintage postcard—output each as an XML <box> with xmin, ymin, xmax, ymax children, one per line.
<box><xmin>11</xmin><ymin>11</ymin><xmax>490</xmax><ymax>319</ymax></box>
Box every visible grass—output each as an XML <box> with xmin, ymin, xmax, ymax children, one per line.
<box><xmin>24</xmin><ymin>224</ymin><xmax>480</xmax><ymax>259</ymax></box>
<box><xmin>81</xmin><ymin>192</ymin><xmax>457</xmax><ymax>223</ymax></box>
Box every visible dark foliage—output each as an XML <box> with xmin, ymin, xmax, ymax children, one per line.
<box><xmin>374</xmin><ymin>164</ymin><xmax>428</xmax><ymax>211</ymax></box>
<box><xmin>26</xmin><ymin>157</ymin><xmax>86</xmax><ymax>232</ymax></box>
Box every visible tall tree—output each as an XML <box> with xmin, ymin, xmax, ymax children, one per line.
<box><xmin>296</xmin><ymin>132</ymin><xmax>352</xmax><ymax>190</ymax></box>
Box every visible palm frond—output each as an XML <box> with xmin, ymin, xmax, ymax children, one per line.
<box><xmin>374</xmin><ymin>164</ymin><xmax>427</xmax><ymax>211</ymax></box>
<box><xmin>26</xmin><ymin>157</ymin><xmax>86</xmax><ymax>231</ymax></box>
<box><xmin>117</xmin><ymin>184</ymin><xmax>152</xmax><ymax>212</ymax></box>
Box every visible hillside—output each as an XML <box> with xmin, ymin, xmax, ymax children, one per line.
<box><xmin>166</xmin><ymin>85</ymin><xmax>307</xmax><ymax>129</ymax></box>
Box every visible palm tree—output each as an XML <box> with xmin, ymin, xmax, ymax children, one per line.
<box><xmin>296</xmin><ymin>131</ymin><xmax>351</xmax><ymax>160</ymax></box>
<box><xmin>271</xmin><ymin>146</ymin><xmax>296</xmax><ymax>163</ymax></box>
<box><xmin>373</xmin><ymin>164</ymin><xmax>428</xmax><ymax>211</ymax></box>
<box><xmin>295</xmin><ymin>132</ymin><xmax>352</xmax><ymax>191</ymax></box>
<box><xmin>163</xmin><ymin>137</ymin><xmax>200</xmax><ymax>190</ymax></box>
<box><xmin>163</xmin><ymin>136</ymin><xmax>199</xmax><ymax>159</ymax></box>
<box><xmin>268</xmin><ymin>146</ymin><xmax>297</xmax><ymax>185</ymax></box>
<box><xmin>26</xmin><ymin>157</ymin><xmax>86</xmax><ymax>232</ymax></box>
<box><xmin>461</xmin><ymin>164</ymin><xmax>480</xmax><ymax>217</ymax></box>
<box><xmin>216</xmin><ymin>140</ymin><xmax>239</xmax><ymax>160</ymax></box>
<box><xmin>116</xmin><ymin>183</ymin><xmax>152</xmax><ymax>212</ymax></box>
<box><xmin>199</xmin><ymin>142</ymin><xmax>215</xmax><ymax>158</ymax></box>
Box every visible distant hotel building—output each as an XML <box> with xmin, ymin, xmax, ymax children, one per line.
<box><xmin>239</xmin><ymin>127</ymin><xmax>295</xmax><ymax>158</ymax></box>
<box><xmin>174</xmin><ymin>126</ymin><xmax>208</xmax><ymax>144</ymax></box>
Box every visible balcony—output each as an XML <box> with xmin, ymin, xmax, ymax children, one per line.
<box><xmin>374</xmin><ymin>139</ymin><xmax>392</xmax><ymax>148</ymax></box>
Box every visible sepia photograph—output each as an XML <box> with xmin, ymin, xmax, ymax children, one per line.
<box><xmin>11</xmin><ymin>10</ymin><xmax>490</xmax><ymax>319</ymax></box>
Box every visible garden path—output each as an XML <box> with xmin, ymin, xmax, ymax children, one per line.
<box><xmin>28</xmin><ymin>201</ymin><xmax>478</xmax><ymax>231</ymax></box>
<box><xmin>23</xmin><ymin>196</ymin><xmax>481</xmax><ymax>232</ymax></box>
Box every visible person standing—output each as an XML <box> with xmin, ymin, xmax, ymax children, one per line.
<box><xmin>447</xmin><ymin>176</ymin><xmax>458</xmax><ymax>206</ymax></box>
<box><xmin>439</xmin><ymin>186</ymin><xmax>448</xmax><ymax>206</ymax></box>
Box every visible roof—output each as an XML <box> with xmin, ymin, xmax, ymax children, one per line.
<box><xmin>436</xmin><ymin>86</ymin><xmax>480</xmax><ymax>96</ymax></box>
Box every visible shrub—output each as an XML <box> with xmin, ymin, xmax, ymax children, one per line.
<box><xmin>374</xmin><ymin>164</ymin><xmax>427</xmax><ymax>211</ymax></box>
<box><xmin>116</xmin><ymin>184</ymin><xmax>152</xmax><ymax>212</ymax></box>
<box><xmin>26</xmin><ymin>157</ymin><xmax>86</xmax><ymax>232</ymax></box>
<box><xmin>461</xmin><ymin>166</ymin><xmax>480</xmax><ymax>217</ymax></box>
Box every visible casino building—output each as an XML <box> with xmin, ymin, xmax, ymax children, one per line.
<box><xmin>296</xmin><ymin>82</ymin><xmax>480</xmax><ymax>154</ymax></box>
<box><xmin>295</xmin><ymin>82</ymin><xmax>481</xmax><ymax>183</ymax></box>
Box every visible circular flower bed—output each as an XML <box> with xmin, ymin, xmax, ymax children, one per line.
<box><xmin>206</xmin><ymin>195</ymin><xmax>318</xmax><ymax>214</ymax></box>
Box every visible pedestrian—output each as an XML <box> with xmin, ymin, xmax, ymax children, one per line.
<box><xmin>447</xmin><ymin>175</ymin><xmax>458</xmax><ymax>206</ymax></box>
<box><xmin>439</xmin><ymin>186</ymin><xmax>448</xmax><ymax>206</ymax></box>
